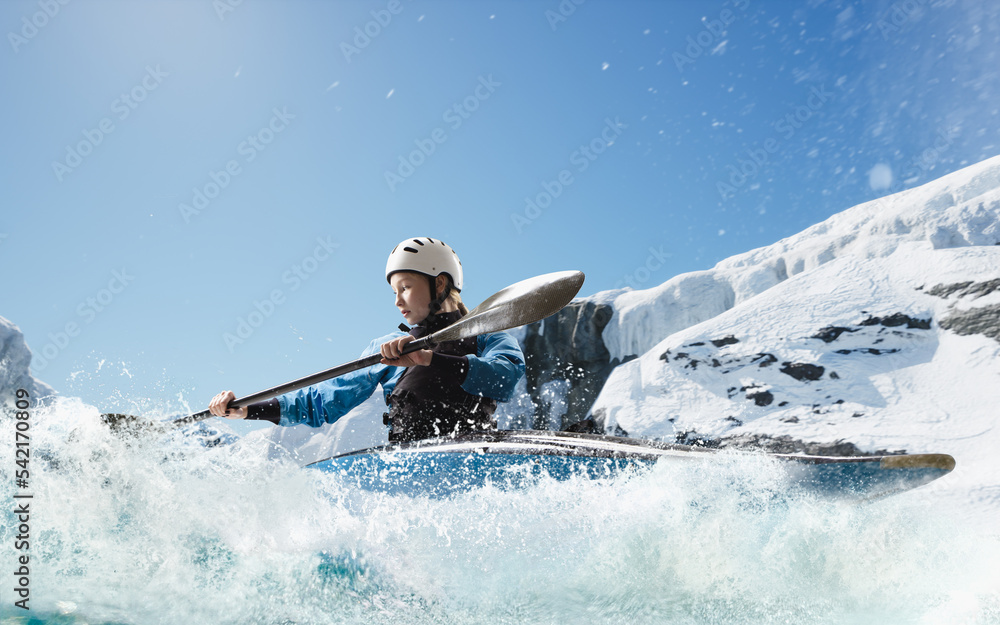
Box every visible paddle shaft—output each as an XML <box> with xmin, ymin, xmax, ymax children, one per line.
<box><xmin>172</xmin><ymin>335</ymin><xmax>436</xmax><ymax>429</ymax></box>
<box><xmin>102</xmin><ymin>270</ymin><xmax>585</xmax><ymax>435</ymax></box>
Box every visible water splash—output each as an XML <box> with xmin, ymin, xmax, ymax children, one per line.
<box><xmin>2</xmin><ymin>399</ymin><xmax>998</xmax><ymax>625</ymax></box>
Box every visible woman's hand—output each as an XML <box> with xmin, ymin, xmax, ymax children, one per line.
<box><xmin>380</xmin><ymin>335</ymin><xmax>433</xmax><ymax>367</ymax></box>
<box><xmin>209</xmin><ymin>390</ymin><xmax>248</xmax><ymax>419</ymax></box>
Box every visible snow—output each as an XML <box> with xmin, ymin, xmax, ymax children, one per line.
<box><xmin>0</xmin><ymin>315</ymin><xmax>54</xmax><ymax>404</ymax></box>
<box><xmin>602</xmin><ymin>154</ymin><xmax>1000</xmax><ymax>362</ymax></box>
<box><xmin>588</xmin><ymin>155</ymin><xmax>1000</xmax><ymax>525</ymax></box>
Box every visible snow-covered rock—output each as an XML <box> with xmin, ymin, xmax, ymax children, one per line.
<box><xmin>572</xmin><ymin>157</ymin><xmax>1000</xmax><ymax>523</ymax></box>
<box><xmin>508</xmin><ymin>156</ymin><xmax>1000</xmax><ymax>434</ymax></box>
<box><xmin>585</xmin><ymin>154</ymin><xmax>1000</xmax><ymax>445</ymax></box>
<box><xmin>588</xmin><ymin>242</ymin><xmax>1000</xmax><ymax>521</ymax></box>
<box><xmin>602</xmin><ymin>154</ymin><xmax>1000</xmax><ymax>362</ymax></box>
<box><xmin>0</xmin><ymin>315</ymin><xmax>55</xmax><ymax>407</ymax></box>
<box><xmin>591</xmin><ymin>243</ymin><xmax>1000</xmax><ymax>448</ymax></box>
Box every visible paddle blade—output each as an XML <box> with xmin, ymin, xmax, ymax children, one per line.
<box><xmin>430</xmin><ymin>270</ymin><xmax>585</xmax><ymax>343</ymax></box>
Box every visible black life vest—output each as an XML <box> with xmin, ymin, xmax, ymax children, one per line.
<box><xmin>384</xmin><ymin>310</ymin><xmax>497</xmax><ymax>442</ymax></box>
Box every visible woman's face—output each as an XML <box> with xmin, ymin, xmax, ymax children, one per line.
<box><xmin>390</xmin><ymin>272</ymin><xmax>433</xmax><ymax>325</ymax></box>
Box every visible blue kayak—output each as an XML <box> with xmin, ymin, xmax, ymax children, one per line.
<box><xmin>308</xmin><ymin>430</ymin><xmax>955</xmax><ymax>500</ymax></box>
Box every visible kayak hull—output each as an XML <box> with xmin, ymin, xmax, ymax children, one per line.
<box><xmin>308</xmin><ymin>430</ymin><xmax>955</xmax><ymax>500</ymax></box>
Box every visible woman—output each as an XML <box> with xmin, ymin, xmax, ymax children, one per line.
<box><xmin>208</xmin><ymin>237</ymin><xmax>526</xmax><ymax>442</ymax></box>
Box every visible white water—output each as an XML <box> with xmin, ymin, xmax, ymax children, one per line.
<box><xmin>2</xmin><ymin>399</ymin><xmax>999</xmax><ymax>625</ymax></box>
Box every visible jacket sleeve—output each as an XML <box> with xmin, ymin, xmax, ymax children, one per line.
<box><xmin>275</xmin><ymin>333</ymin><xmax>405</xmax><ymax>428</ymax></box>
<box><xmin>462</xmin><ymin>331</ymin><xmax>526</xmax><ymax>402</ymax></box>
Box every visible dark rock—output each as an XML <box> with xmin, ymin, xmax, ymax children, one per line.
<box><xmin>927</xmin><ymin>279</ymin><xmax>1000</xmax><ymax>300</ymax></box>
<box><xmin>753</xmin><ymin>353</ymin><xmax>778</xmax><ymax>368</ymax></box>
<box><xmin>725</xmin><ymin>416</ymin><xmax>743</xmax><ymax>426</ymax></box>
<box><xmin>563</xmin><ymin>418</ymin><xmax>601</xmax><ymax>434</ymax></box>
<box><xmin>861</xmin><ymin>313</ymin><xmax>931</xmax><ymax>330</ymax></box>
<box><xmin>674</xmin><ymin>432</ymin><xmax>721</xmax><ymax>448</ymax></box>
<box><xmin>521</xmin><ymin>300</ymin><xmax>618</xmax><ymax>430</ymax></box>
<box><xmin>711</xmin><ymin>335</ymin><xmax>740</xmax><ymax>347</ymax></box>
<box><xmin>747</xmin><ymin>390</ymin><xmax>774</xmax><ymax>406</ymax></box>
<box><xmin>609</xmin><ymin>423</ymin><xmax>630</xmax><ymax>438</ymax></box>
<box><xmin>939</xmin><ymin>304</ymin><xmax>1000</xmax><ymax>343</ymax></box>
<box><xmin>779</xmin><ymin>362</ymin><xmax>825</xmax><ymax>381</ymax></box>
<box><xmin>836</xmin><ymin>348</ymin><xmax>900</xmax><ymax>355</ymax></box>
<box><xmin>812</xmin><ymin>326</ymin><xmax>857</xmax><ymax>343</ymax></box>
<box><xmin>926</xmin><ymin>281</ymin><xmax>975</xmax><ymax>298</ymax></box>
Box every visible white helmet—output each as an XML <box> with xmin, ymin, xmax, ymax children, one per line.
<box><xmin>385</xmin><ymin>237</ymin><xmax>463</xmax><ymax>292</ymax></box>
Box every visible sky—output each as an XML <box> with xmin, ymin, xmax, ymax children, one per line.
<box><xmin>1</xmin><ymin>0</ymin><xmax>998</xmax><ymax>426</ymax></box>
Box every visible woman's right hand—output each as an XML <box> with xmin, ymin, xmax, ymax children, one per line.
<box><xmin>209</xmin><ymin>390</ymin><xmax>248</xmax><ymax>419</ymax></box>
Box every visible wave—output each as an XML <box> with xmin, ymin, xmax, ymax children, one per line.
<box><xmin>2</xmin><ymin>398</ymin><xmax>998</xmax><ymax>625</ymax></box>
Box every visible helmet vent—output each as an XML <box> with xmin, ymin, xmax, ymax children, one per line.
<box><xmin>386</xmin><ymin>236</ymin><xmax>463</xmax><ymax>291</ymax></box>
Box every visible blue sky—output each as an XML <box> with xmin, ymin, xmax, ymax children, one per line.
<box><xmin>1</xmin><ymin>0</ymin><xmax>998</xmax><ymax>423</ymax></box>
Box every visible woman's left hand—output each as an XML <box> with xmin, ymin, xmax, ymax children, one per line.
<box><xmin>380</xmin><ymin>335</ymin><xmax>433</xmax><ymax>367</ymax></box>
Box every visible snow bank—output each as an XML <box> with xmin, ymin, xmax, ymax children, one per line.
<box><xmin>602</xmin><ymin>154</ymin><xmax>1000</xmax><ymax>362</ymax></box>
<box><xmin>591</xmin><ymin>242</ymin><xmax>1000</xmax><ymax>525</ymax></box>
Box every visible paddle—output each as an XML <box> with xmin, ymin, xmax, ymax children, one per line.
<box><xmin>101</xmin><ymin>270</ymin><xmax>585</xmax><ymax>435</ymax></box>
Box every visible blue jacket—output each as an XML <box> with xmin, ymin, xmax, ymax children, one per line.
<box><xmin>274</xmin><ymin>330</ymin><xmax>525</xmax><ymax>428</ymax></box>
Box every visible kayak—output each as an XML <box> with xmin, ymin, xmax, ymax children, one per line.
<box><xmin>307</xmin><ymin>430</ymin><xmax>955</xmax><ymax>501</ymax></box>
